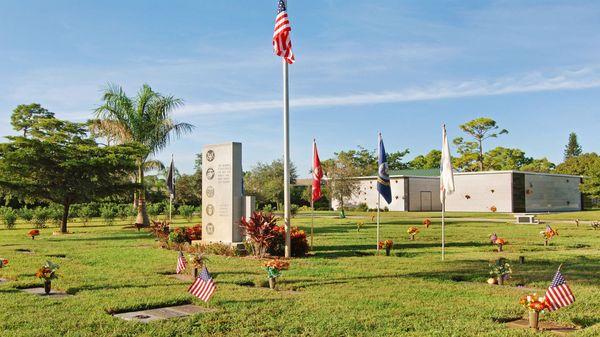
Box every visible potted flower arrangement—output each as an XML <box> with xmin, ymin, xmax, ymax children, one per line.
<box><xmin>407</xmin><ymin>227</ymin><xmax>419</xmax><ymax>240</ymax></box>
<box><xmin>189</xmin><ymin>253</ymin><xmax>206</xmax><ymax>278</ymax></box>
<box><xmin>35</xmin><ymin>261</ymin><xmax>59</xmax><ymax>294</ymax></box>
<box><xmin>0</xmin><ymin>258</ymin><xmax>8</xmax><ymax>268</ymax></box>
<box><xmin>494</xmin><ymin>237</ymin><xmax>507</xmax><ymax>252</ymax></box>
<box><xmin>28</xmin><ymin>229</ymin><xmax>40</xmax><ymax>240</ymax></box>
<box><xmin>264</xmin><ymin>259</ymin><xmax>290</xmax><ymax>290</ymax></box>
<box><xmin>423</xmin><ymin>219</ymin><xmax>431</xmax><ymax>228</ymax></box>
<box><xmin>519</xmin><ymin>293</ymin><xmax>548</xmax><ymax>330</ymax></box>
<box><xmin>540</xmin><ymin>226</ymin><xmax>558</xmax><ymax>246</ymax></box>
<box><xmin>378</xmin><ymin>240</ymin><xmax>393</xmax><ymax>256</ymax></box>
<box><xmin>489</xmin><ymin>258</ymin><xmax>512</xmax><ymax>285</ymax></box>
<box><xmin>489</xmin><ymin>233</ymin><xmax>498</xmax><ymax>245</ymax></box>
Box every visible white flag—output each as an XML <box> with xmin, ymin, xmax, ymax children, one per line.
<box><xmin>440</xmin><ymin>125</ymin><xmax>455</xmax><ymax>201</ymax></box>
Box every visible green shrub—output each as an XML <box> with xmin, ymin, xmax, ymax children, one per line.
<box><xmin>100</xmin><ymin>204</ymin><xmax>118</xmax><ymax>226</ymax></box>
<box><xmin>117</xmin><ymin>204</ymin><xmax>135</xmax><ymax>221</ymax></box>
<box><xmin>178</xmin><ymin>205</ymin><xmax>195</xmax><ymax>222</ymax></box>
<box><xmin>290</xmin><ymin>204</ymin><xmax>299</xmax><ymax>216</ymax></box>
<box><xmin>78</xmin><ymin>205</ymin><xmax>95</xmax><ymax>226</ymax></box>
<box><xmin>32</xmin><ymin>207</ymin><xmax>49</xmax><ymax>228</ymax></box>
<box><xmin>356</xmin><ymin>203</ymin><xmax>369</xmax><ymax>212</ymax></box>
<box><xmin>1</xmin><ymin>207</ymin><xmax>17</xmax><ymax>229</ymax></box>
<box><xmin>262</xmin><ymin>204</ymin><xmax>274</xmax><ymax>213</ymax></box>
<box><xmin>147</xmin><ymin>203</ymin><xmax>163</xmax><ymax>219</ymax></box>
<box><xmin>18</xmin><ymin>207</ymin><xmax>34</xmax><ymax>224</ymax></box>
<box><xmin>47</xmin><ymin>205</ymin><xmax>63</xmax><ymax>227</ymax></box>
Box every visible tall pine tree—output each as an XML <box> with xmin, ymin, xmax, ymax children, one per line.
<box><xmin>564</xmin><ymin>132</ymin><xmax>582</xmax><ymax>160</ymax></box>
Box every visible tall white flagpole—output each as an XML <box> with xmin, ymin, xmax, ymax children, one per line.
<box><xmin>442</xmin><ymin>194</ymin><xmax>445</xmax><ymax>261</ymax></box>
<box><xmin>377</xmin><ymin>194</ymin><xmax>381</xmax><ymax>252</ymax></box>
<box><xmin>283</xmin><ymin>59</ymin><xmax>291</xmax><ymax>258</ymax></box>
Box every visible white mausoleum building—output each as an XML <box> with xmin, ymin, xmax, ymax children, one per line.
<box><xmin>331</xmin><ymin>169</ymin><xmax>442</xmax><ymax>212</ymax></box>
<box><xmin>330</xmin><ymin>170</ymin><xmax>583</xmax><ymax>213</ymax></box>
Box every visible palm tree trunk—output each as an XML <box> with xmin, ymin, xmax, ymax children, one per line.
<box><xmin>135</xmin><ymin>162</ymin><xmax>150</xmax><ymax>226</ymax></box>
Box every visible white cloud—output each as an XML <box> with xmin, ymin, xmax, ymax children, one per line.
<box><xmin>177</xmin><ymin>66</ymin><xmax>600</xmax><ymax>115</ymax></box>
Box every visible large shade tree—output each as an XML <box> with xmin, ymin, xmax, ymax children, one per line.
<box><xmin>0</xmin><ymin>113</ymin><xmax>143</xmax><ymax>233</ymax></box>
<box><xmin>93</xmin><ymin>84</ymin><xmax>193</xmax><ymax>226</ymax></box>
<box><xmin>244</xmin><ymin>159</ymin><xmax>298</xmax><ymax>209</ymax></box>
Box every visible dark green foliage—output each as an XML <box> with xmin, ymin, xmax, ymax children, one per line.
<box><xmin>244</xmin><ymin>159</ymin><xmax>298</xmax><ymax>208</ymax></box>
<box><xmin>17</xmin><ymin>206</ymin><xmax>34</xmax><ymax>223</ymax></box>
<box><xmin>410</xmin><ymin>150</ymin><xmax>441</xmax><ymax>169</ymax></box>
<box><xmin>0</xmin><ymin>207</ymin><xmax>17</xmax><ymax>229</ymax></box>
<box><xmin>32</xmin><ymin>207</ymin><xmax>49</xmax><ymax>228</ymax></box>
<box><xmin>10</xmin><ymin>103</ymin><xmax>54</xmax><ymax>137</ymax></box>
<box><xmin>556</xmin><ymin>153</ymin><xmax>600</xmax><ymax>203</ymax></box>
<box><xmin>99</xmin><ymin>204</ymin><xmax>119</xmax><ymax>225</ymax></box>
<box><xmin>0</xmin><ymin>111</ymin><xmax>143</xmax><ymax>233</ymax></box>
<box><xmin>178</xmin><ymin>204</ymin><xmax>195</xmax><ymax>222</ymax></box>
<box><xmin>564</xmin><ymin>132</ymin><xmax>583</xmax><ymax>160</ymax></box>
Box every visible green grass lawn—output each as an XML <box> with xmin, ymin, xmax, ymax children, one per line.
<box><xmin>0</xmin><ymin>212</ymin><xmax>599</xmax><ymax>337</ymax></box>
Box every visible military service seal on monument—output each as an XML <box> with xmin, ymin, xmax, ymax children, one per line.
<box><xmin>205</xmin><ymin>223</ymin><xmax>214</xmax><ymax>235</ymax></box>
<box><xmin>206</xmin><ymin>168</ymin><xmax>215</xmax><ymax>180</ymax></box>
<box><xmin>206</xmin><ymin>204</ymin><xmax>214</xmax><ymax>216</ymax></box>
<box><xmin>206</xmin><ymin>149</ymin><xmax>215</xmax><ymax>162</ymax></box>
<box><xmin>206</xmin><ymin>186</ymin><xmax>215</xmax><ymax>198</ymax></box>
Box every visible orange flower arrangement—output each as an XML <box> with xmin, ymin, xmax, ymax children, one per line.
<box><xmin>490</xmin><ymin>206</ymin><xmax>497</xmax><ymax>212</ymax></box>
<box><xmin>422</xmin><ymin>219</ymin><xmax>431</xmax><ymax>228</ymax></box>
<box><xmin>494</xmin><ymin>238</ymin><xmax>506</xmax><ymax>245</ymax></box>
<box><xmin>35</xmin><ymin>261</ymin><xmax>59</xmax><ymax>281</ymax></box>
<box><xmin>264</xmin><ymin>258</ymin><xmax>290</xmax><ymax>278</ymax></box>
<box><xmin>519</xmin><ymin>293</ymin><xmax>548</xmax><ymax>313</ymax></box>
<box><xmin>28</xmin><ymin>229</ymin><xmax>40</xmax><ymax>239</ymax></box>
<box><xmin>377</xmin><ymin>240</ymin><xmax>393</xmax><ymax>249</ymax></box>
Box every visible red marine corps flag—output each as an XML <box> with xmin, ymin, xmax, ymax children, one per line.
<box><xmin>309</xmin><ymin>139</ymin><xmax>323</xmax><ymax>249</ymax></box>
<box><xmin>312</xmin><ymin>139</ymin><xmax>323</xmax><ymax>202</ymax></box>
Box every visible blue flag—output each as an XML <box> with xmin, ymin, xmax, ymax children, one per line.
<box><xmin>377</xmin><ymin>133</ymin><xmax>392</xmax><ymax>204</ymax></box>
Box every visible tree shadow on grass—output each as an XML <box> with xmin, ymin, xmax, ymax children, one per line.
<box><xmin>312</xmin><ymin>241</ymin><xmax>490</xmax><ymax>259</ymax></box>
<box><xmin>47</xmin><ymin>233</ymin><xmax>150</xmax><ymax>242</ymax></box>
<box><xmin>66</xmin><ymin>282</ymin><xmax>181</xmax><ymax>294</ymax></box>
<box><xmin>404</xmin><ymin>255</ymin><xmax>600</xmax><ymax>286</ymax></box>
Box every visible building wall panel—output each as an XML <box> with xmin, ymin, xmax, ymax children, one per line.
<box><xmin>525</xmin><ymin>174</ymin><xmax>582</xmax><ymax>212</ymax></box>
<box><xmin>444</xmin><ymin>172</ymin><xmax>513</xmax><ymax>212</ymax></box>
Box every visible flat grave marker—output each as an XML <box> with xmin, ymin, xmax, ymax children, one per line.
<box><xmin>19</xmin><ymin>287</ymin><xmax>72</xmax><ymax>299</ymax></box>
<box><xmin>113</xmin><ymin>304</ymin><xmax>216</xmax><ymax>323</ymax></box>
<box><xmin>506</xmin><ymin>319</ymin><xmax>578</xmax><ymax>335</ymax></box>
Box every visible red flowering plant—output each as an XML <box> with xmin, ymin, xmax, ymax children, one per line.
<box><xmin>149</xmin><ymin>220</ymin><xmax>170</xmax><ymax>242</ymax></box>
<box><xmin>240</xmin><ymin>212</ymin><xmax>279</xmax><ymax>257</ymax></box>
<box><xmin>0</xmin><ymin>258</ymin><xmax>8</xmax><ymax>268</ymax></box>
<box><xmin>423</xmin><ymin>219</ymin><xmax>432</xmax><ymax>228</ymax></box>
<box><xmin>185</xmin><ymin>225</ymin><xmax>202</xmax><ymax>241</ymax></box>
<box><xmin>28</xmin><ymin>229</ymin><xmax>40</xmax><ymax>239</ymax></box>
<box><xmin>168</xmin><ymin>227</ymin><xmax>189</xmax><ymax>244</ymax></box>
<box><xmin>269</xmin><ymin>225</ymin><xmax>309</xmax><ymax>257</ymax></box>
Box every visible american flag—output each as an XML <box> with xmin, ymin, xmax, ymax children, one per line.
<box><xmin>273</xmin><ymin>0</ymin><xmax>295</xmax><ymax>64</ymax></box>
<box><xmin>188</xmin><ymin>266</ymin><xmax>216</xmax><ymax>302</ymax></box>
<box><xmin>176</xmin><ymin>251</ymin><xmax>187</xmax><ymax>274</ymax></box>
<box><xmin>544</xmin><ymin>268</ymin><xmax>575</xmax><ymax>311</ymax></box>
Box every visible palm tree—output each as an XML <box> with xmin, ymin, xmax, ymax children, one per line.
<box><xmin>93</xmin><ymin>84</ymin><xmax>193</xmax><ymax>226</ymax></box>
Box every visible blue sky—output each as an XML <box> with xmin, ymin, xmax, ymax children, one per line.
<box><xmin>1</xmin><ymin>0</ymin><xmax>599</xmax><ymax>176</ymax></box>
